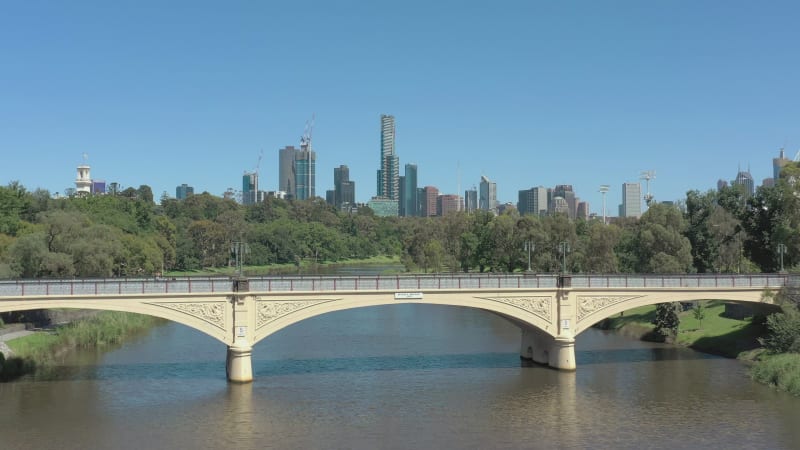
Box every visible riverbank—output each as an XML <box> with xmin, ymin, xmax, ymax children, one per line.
<box><xmin>0</xmin><ymin>312</ymin><xmax>163</xmax><ymax>381</ymax></box>
<box><xmin>600</xmin><ymin>301</ymin><xmax>800</xmax><ymax>396</ymax></box>
<box><xmin>165</xmin><ymin>255</ymin><xmax>403</xmax><ymax>277</ymax></box>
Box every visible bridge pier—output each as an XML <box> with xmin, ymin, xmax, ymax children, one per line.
<box><xmin>548</xmin><ymin>336</ymin><xmax>576</xmax><ymax>371</ymax></box>
<box><xmin>520</xmin><ymin>327</ymin><xmax>550</xmax><ymax>365</ymax></box>
<box><xmin>226</xmin><ymin>344</ymin><xmax>253</xmax><ymax>383</ymax></box>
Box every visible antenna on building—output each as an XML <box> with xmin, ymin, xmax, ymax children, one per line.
<box><xmin>457</xmin><ymin>161</ymin><xmax>461</xmax><ymax>197</ymax></box>
<box><xmin>640</xmin><ymin>170</ymin><xmax>656</xmax><ymax>206</ymax></box>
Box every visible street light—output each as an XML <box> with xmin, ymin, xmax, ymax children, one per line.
<box><xmin>231</xmin><ymin>241</ymin><xmax>250</xmax><ymax>277</ymax></box>
<box><xmin>524</xmin><ymin>240</ymin><xmax>534</xmax><ymax>272</ymax></box>
<box><xmin>778</xmin><ymin>243</ymin><xmax>787</xmax><ymax>273</ymax></box>
<box><xmin>559</xmin><ymin>241</ymin><xmax>570</xmax><ymax>273</ymax></box>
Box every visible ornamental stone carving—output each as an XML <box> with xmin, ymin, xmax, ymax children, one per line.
<box><xmin>256</xmin><ymin>299</ymin><xmax>333</xmax><ymax>329</ymax></box>
<box><xmin>481</xmin><ymin>296</ymin><xmax>553</xmax><ymax>323</ymax></box>
<box><xmin>577</xmin><ymin>295</ymin><xmax>643</xmax><ymax>321</ymax></box>
<box><xmin>147</xmin><ymin>302</ymin><xmax>225</xmax><ymax>330</ymax></box>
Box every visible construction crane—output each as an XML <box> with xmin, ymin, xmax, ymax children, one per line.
<box><xmin>254</xmin><ymin>149</ymin><xmax>263</xmax><ymax>176</ymax></box>
<box><xmin>640</xmin><ymin>170</ymin><xmax>656</xmax><ymax>206</ymax></box>
<box><xmin>300</xmin><ymin>113</ymin><xmax>315</xmax><ymax>150</ymax></box>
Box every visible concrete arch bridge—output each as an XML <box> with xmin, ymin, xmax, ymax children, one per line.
<box><xmin>0</xmin><ymin>273</ymin><xmax>788</xmax><ymax>382</ymax></box>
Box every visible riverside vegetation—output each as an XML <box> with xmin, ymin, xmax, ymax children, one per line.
<box><xmin>0</xmin><ymin>312</ymin><xmax>162</xmax><ymax>380</ymax></box>
<box><xmin>2</xmin><ymin>167</ymin><xmax>800</xmax><ymax>390</ymax></box>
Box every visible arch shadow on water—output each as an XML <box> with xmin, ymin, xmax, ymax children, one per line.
<box><xmin>254</xmin><ymin>352</ymin><xmax>524</xmax><ymax>377</ymax></box>
<box><xmin>16</xmin><ymin>347</ymin><xmax>718</xmax><ymax>383</ymax></box>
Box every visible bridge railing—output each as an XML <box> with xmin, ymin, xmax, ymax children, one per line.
<box><xmin>570</xmin><ymin>274</ymin><xmax>788</xmax><ymax>289</ymax></box>
<box><xmin>0</xmin><ymin>273</ymin><xmax>789</xmax><ymax>297</ymax></box>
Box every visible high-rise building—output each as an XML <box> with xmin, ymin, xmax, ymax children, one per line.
<box><xmin>773</xmin><ymin>148</ymin><xmax>791</xmax><ymax>180</ymax></box>
<box><xmin>402</xmin><ymin>164</ymin><xmax>418</xmax><ymax>216</ymax></box>
<box><xmin>576</xmin><ymin>201</ymin><xmax>589</xmax><ymax>220</ymax></box>
<box><xmin>295</xmin><ymin>146</ymin><xmax>316</xmax><ymax>200</ymax></box>
<box><xmin>479</xmin><ymin>175</ymin><xmax>497</xmax><ymax>212</ymax></box>
<box><xmin>421</xmin><ymin>186</ymin><xmax>439</xmax><ymax>217</ymax></box>
<box><xmin>376</xmin><ymin>114</ymin><xmax>400</xmax><ymax>200</ymax></box>
<box><xmin>437</xmin><ymin>194</ymin><xmax>462</xmax><ymax>216</ymax></box>
<box><xmin>621</xmin><ymin>182</ymin><xmax>642</xmax><ymax>218</ymax></box>
<box><xmin>242</xmin><ymin>172</ymin><xmax>259</xmax><ymax>205</ymax></box>
<box><xmin>176</xmin><ymin>183</ymin><xmax>194</xmax><ymax>200</ymax></box>
<box><xmin>518</xmin><ymin>186</ymin><xmax>548</xmax><ymax>216</ymax></box>
<box><xmin>278</xmin><ymin>146</ymin><xmax>299</xmax><ymax>198</ymax></box>
<box><xmin>333</xmin><ymin>165</ymin><xmax>355</xmax><ymax>208</ymax></box>
<box><xmin>464</xmin><ymin>188</ymin><xmax>478</xmax><ymax>213</ymax></box>
<box><xmin>554</xmin><ymin>185</ymin><xmax>576</xmax><ymax>219</ymax></box>
<box><xmin>550</xmin><ymin>196</ymin><xmax>569</xmax><ymax>215</ymax></box>
<box><xmin>732</xmin><ymin>169</ymin><xmax>754</xmax><ymax>197</ymax></box>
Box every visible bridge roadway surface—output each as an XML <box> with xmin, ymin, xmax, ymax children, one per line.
<box><xmin>0</xmin><ymin>273</ymin><xmax>790</xmax><ymax>382</ymax></box>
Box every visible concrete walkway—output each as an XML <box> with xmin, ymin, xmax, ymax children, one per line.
<box><xmin>0</xmin><ymin>329</ymin><xmax>35</xmax><ymax>358</ymax></box>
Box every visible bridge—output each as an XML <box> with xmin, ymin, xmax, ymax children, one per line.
<box><xmin>0</xmin><ymin>273</ymin><xmax>789</xmax><ymax>383</ymax></box>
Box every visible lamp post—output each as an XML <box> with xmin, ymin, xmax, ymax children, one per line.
<box><xmin>524</xmin><ymin>240</ymin><xmax>534</xmax><ymax>272</ymax></box>
<box><xmin>778</xmin><ymin>243</ymin><xmax>787</xmax><ymax>273</ymax></box>
<box><xmin>559</xmin><ymin>241</ymin><xmax>570</xmax><ymax>274</ymax></box>
<box><xmin>231</xmin><ymin>241</ymin><xmax>250</xmax><ymax>277</ymax></box>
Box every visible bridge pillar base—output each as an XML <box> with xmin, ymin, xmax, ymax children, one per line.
<box><xmin>548</xmin><ymin>336</ymin><xmax>576</xmax><ymax>371</ymax></box>
<box><xmin>226</xmin><ymin>345</ymin><xmax>253</xmax><ymax>383</ymax></box>
<box><xmin>520</xmin><ymin>327</ymin><xmax>550</xmax><ymax>365</ymax></box>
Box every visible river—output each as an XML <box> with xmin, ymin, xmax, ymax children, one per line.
<box><xmin>1</xmin><ymin>266</ymin><xmax>799</xmax><ymax>449</ymax></box>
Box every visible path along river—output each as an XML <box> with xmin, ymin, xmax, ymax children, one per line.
<box><xmin>1</xmin><ymin>266</ymin><xmax>799</xmax><ymax>449</ymax></box>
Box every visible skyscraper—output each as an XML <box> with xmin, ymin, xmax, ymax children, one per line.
<box><xmin>242</xmin><ymin>172</ymin><xmax>258</xmax><ymax>205</ymax></box>
<box><xmin>437</xmin><ymin>194</ymin><xmax>462</xmax><ymax>216</ymax></box>
<box><xmin>176</xmin><ymin>183</ymin><xmax>194</xmax><ymax>200</ymax></box>
<box><xmin>333</xmin><ymin>165</ymin><xmax>355</xmax><ymax>208</ymax></box>
<box><xmin>376</xmin><ymin>114</ymin><xmax>399</xmax><ymax>200</ymax></box>
<box><xmin>278</xmin><ymin>146</ymin><xmax>298</xmax><ymax>198</ymax></box>
<box><xmin>479</xmin><ymin>175</ymin><xmax>497</xmax><ymax>212</ymax></box>
<box><xmin>518</xmin><ymin>186</ymin><xmax>548</xmax><ymax>216</ymax></box>
<box><xmin>733</xmin><ymin>169</ymin><xmax>754</xmax><ymax>197</ymax></box>
<box><xmin>402</xmin><ymin>164</ymin><xmax>418</xmax><ymax>216</ymax></box>
<box><xmin>554</xmin><ymin>185</ymin><xmax>576</xmax><ymax>219</ymax></box>
<box><xmin>464</xmin><ymin>188</ymin><xmax>478</xmax><ymax>213</ymax></box>
<box><xmin>621</xmin><ymin>182</ymin><xmax>642</xmax><ymax>218</ymax></box>
<box><xmin>421</xmin><ymin>186</ymin><xmax>439</xmax><ymax>217</ymax></box>
<box><xmin>294</xmin><ymin>146</ymin><xmax>316</xmax><ymax>200</ymax></box>
<box><xmin>773</xmin><ymin>148</ymin><xmax>791</xmax><ymax>181</ymax></box>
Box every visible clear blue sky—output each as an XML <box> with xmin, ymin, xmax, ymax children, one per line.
<box><xmin>2</xmin><ymin>1</ymin><xmax>798</xmax><ymax>214</ymax></box>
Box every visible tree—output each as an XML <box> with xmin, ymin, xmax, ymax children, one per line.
<box><xmin>627</xmin><ymin>203</ymin><xmax>694</xmax><ymax>273</ymax></box>
<box><xmin>582</xmin><ymin>221</ymin><xmax>621</xmax><ymax>273</ymax></box>
<box><xmin>7</xmin><ymin>232</ymin><xmax>48</xmax><ymax>278</ymax></box>
<box><xmin>693</xmin><ymin>302</ymin><xmax>706</xmax><ymax>330</ymax></box>
<box><xmin>653</xmin><ymin>302</ymin><xmax>681</xmax><ymax>342</ymax></box>
<box><xmin>0</xmin><ymin>182</ymin><xmax>31</xmax><ymax>236</ymax></box>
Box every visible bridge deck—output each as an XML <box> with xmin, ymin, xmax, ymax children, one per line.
<box><xmin>0</xmin><ymin>273</ymin><xmax>789</xmax><ymax>297</ymax></box>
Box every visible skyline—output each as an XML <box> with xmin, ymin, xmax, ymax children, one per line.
<box><xmin>1</xmin><ymin>2</ymin><xmax>798</xmax><ymax>212</ymax></box>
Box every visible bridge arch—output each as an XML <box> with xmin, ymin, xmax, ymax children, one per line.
<box><xmin>0</xmin><ymin>295</ymin><xmax>232</xmax><ymax>345</ymax></box>
<box><xmin>572</xmin><ymin>288</ymin><xmax>778</xmax><ymax>336</ymax></box>
<box><xmin>252</xmin><ymin>291</ymin><xmax>559</xmax><ymax>345</ymax></box>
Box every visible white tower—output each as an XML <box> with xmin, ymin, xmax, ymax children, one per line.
<box><xmin>75</xmin><ymin>153</ymin><xmax>91</xmax><ymax>195</ymax></box>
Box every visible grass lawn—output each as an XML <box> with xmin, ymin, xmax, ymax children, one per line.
<box><xmin>165</xmin><ymin>255</ymin><xmax>402</xmax><ymax>277</ymax></box>
<box><xmin>604</xmin><ymin>300</ymin><xmax>765</xmax><ymax>358</ymax></box>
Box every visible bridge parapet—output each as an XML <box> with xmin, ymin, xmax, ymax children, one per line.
<box><xmin>0</xmin><ymin>273</ymin><xmax>790</xmax><ymax>297</ymax></box>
